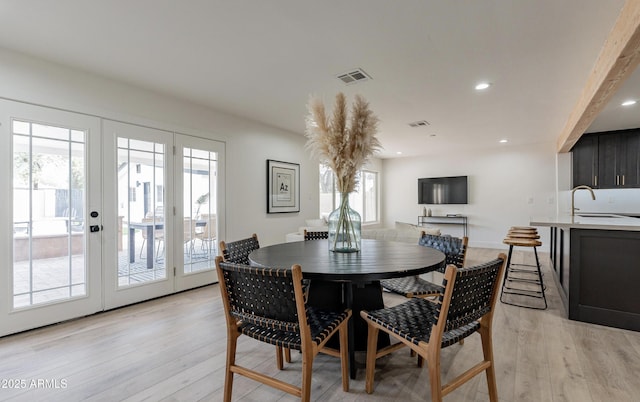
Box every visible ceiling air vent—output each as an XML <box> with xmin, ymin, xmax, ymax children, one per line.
<box><xmin>408</xmin><ymin>120</ymin><xmax>430</xmax><ymax>128</ymax></box>
<box><xmin>336</xmin><ymin>68</ymin><xmax>371</xmax><ymax>85</ymax></box>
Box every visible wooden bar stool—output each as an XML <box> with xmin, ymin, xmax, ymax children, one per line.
<box><xmin>507</xmin><ymin>231</ymin><xmax>540</xmax><ymax>239</ymax></box>
<box><xmin>500</xmin><ymin>229</ymin><xmax>547</xmax><ymax>309</ymax></box>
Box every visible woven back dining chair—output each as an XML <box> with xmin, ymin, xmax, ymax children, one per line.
<box><xmin>215</xmin><ymin>256</ymin><xmax>351</xmax><ymax>402</ymax></box>
<box><xmin>361</xmin><ymin>254</ymin><xmax>507</xmax><ymax>402</ymax></box>
<box><xmin>219</xmin><ymin>233</ymin><xmax>300</xmax><ymax>367</ymax></box>
<box><xmin>219</xmin><ymin>233</ymin><xmax>260</xmax><ymax>264</ymax></box>
<box><xmin>303</xmin><ymin>229</ymin><xmax>329</xmax><ymax>240</ymax></box>
<box><xmin>381</xmin><ymin>233</ymin><xmax>468</xmax><ymax>298</ymax></box>
<box><xmin>300</xmin><ymin>229</ymin><xmax>326</xmax><ymax>294</ymax></box>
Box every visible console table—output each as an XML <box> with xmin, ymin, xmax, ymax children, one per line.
<box><xmin>418</xmin><ymin>215</ymin><xmax>468</xmax><ymax>236</ymax></box>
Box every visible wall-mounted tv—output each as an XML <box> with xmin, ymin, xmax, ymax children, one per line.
<box><xmin>418</xmin><ymin>176</ymin><xmax>468</xmax><ymax>204</ymax></box>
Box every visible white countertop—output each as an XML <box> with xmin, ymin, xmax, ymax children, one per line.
<box><xmin>530</xmin><ymin>213</ymin><xmax>640</xmax><ymax>231</ymax></box>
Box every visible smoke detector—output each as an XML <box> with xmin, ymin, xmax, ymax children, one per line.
<box><xmin>336</xmin><ymin>68</ymin><xmax>372</xmax><ymax>85</ymax></box>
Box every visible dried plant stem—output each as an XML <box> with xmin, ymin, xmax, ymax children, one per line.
<box><xmin>305</xmin><ymin>92</ymin><xmax>380</xmax><ymax>252</ymax></box>
<box><xmin>305</xmin><ymin>93</ymin><xmax>380</xmax><ymax>194</ymax></box>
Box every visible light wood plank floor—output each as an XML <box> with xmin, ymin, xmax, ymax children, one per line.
<box><xmin>1</xmin><ymin>247</ymin><xmax>639</xmax><ymax>401</ymax></box>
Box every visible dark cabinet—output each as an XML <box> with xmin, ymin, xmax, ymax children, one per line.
<box><xmin>569</xmin><ymin>229</ymin><xmax>640</xmax><ymax>332</ymax></box>
<box><xmin>572</xmin><ymin>128</ymin><xmax>640</xmax><ymax>189</ymax></box>
<box><xmin>549</xmin><ymin>226</ymin><xmax>640</xmax><ymax>332</ymax></box>
<box><xmin>598</xmin><ymin>131</ymin><xmax>640</xmax><ymax>188</ymax></box>
<box><xmin>572</xmin><ymin>135</ymin><xmax>598</xmax><ymax>187</ymax></box>
<box><xmin>549</xmin><ymin>227</ymin><xmax>571</xmax><ymax>315</ymax></box>
<box><xmin>628</xmin><ymin>134</ymin><xmax>640</xmax><ymax>187</ymax></box>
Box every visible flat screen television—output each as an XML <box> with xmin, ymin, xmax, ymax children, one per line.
<box><xmin>418</xmin><ymin>176</ymin><xmax>468</xmax><ymax>204</ymax></box>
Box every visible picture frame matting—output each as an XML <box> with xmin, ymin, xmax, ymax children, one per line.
<box><xmin>267</xmin><ymin>159</ymin><xmax>300</xmax><ymax>213</ymax></box>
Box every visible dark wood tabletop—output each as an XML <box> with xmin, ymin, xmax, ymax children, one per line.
<box><xmin>248</xmin><ymin>238</ymin><xmax>446</xmax><ymax>282</ymax></box>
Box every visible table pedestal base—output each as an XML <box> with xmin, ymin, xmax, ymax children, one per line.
<box><xmin>307</xmin><ymin>280</ymin><xmax>390</xmax><ymax>379</ymax></box>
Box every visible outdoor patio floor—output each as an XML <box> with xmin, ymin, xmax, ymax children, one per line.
<box><xmin>12</xmin><ymin>235</ymin><xmax>217</xmax><ymax>308</ymax></box>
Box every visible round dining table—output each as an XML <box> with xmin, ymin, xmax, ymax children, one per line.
<box><xmin>248</xmin><ymin>238</ymin><xmax>446</xmax><ymax>378</ymax></box>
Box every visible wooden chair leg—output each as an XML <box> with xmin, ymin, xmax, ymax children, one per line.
<box><xmin>411</xmin><ymin>348</ymin><xmax>425</xmax><ymax>367</ymax></box>
<box><xmin>480</xmin><ymin>327</ymin><xmax>499</xmax><ymax>401</ymax></box>
<box><xmin>339</xmin><ymin>322</ymin><xmax>350</xmax><ymax>392</ymax></box>
<box><xmin>284</xmin><ymin>347</ymin><xmax>292</xmax><ymax>363</ymax></box>
<box><xmin>365</xmin><ymin>324</ymin><xmax>380</xmax><ymax>394</ymax></box>
<box><xmin>427</xmin><ymin>346</ymin><xmax>443</xmax><ymax>402</ymax></box>
<box><xmin>300</xmin><ymin>351</ymin><xmax>314</xmax><ymax>402</ymax></box>
<box><xmin>276</xmin><ymin>346</ymin><xmax>284</xmax><ymax>370</ymax></box>
<box><xmin>224</xmin><ymin>332</ymin><xmax>239</xmax><ymax>402</ymax></box>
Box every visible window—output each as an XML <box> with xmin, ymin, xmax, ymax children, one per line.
<box><xmin>361</xmin><ymin>171</ymin><xmax>378</xmax><ymax>222</ymax></box>
<box><xmin>319</xmin><ymin>165</ymin><xmax>379</xmax><ymax>224</ymax></box>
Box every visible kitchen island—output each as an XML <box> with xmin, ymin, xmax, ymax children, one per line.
<box><xmin>530</xmin><ymin>213</ymin><xmax>640</xmax><ymax>331</ymax></box>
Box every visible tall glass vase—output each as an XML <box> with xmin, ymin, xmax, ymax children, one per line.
<box><xmin>328</xmin><ymin>193</ymin><xmax>361</xmax><ymax>253</ymax></box>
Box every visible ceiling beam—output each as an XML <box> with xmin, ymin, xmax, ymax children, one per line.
<box><xmin>557</xmin><ymin>0</ymin><xmax>640</xmax><ymax>153</ymax></box>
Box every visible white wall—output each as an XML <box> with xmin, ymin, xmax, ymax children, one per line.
<box><xmin>381</xmin><ymin>141</ymin><xmax>559</xmax><ymax>249</ymax></box>
<box><xmin>10</xmin><ymin>46</ymin><xmax>633</xmax><ymax>251</ymax></box>
<box><xmin>0</xmin><ymin>48</ymin><xmax>316</xmax><ymax>246</ymax></box>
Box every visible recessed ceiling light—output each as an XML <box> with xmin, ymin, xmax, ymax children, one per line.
<box><xmin>499</xmin><ymin>139</ymin><xmax>508</xmax><ymax>143</ymax></box>
<box><xmin>396</xmin><ymin>151</ymin><xmax>403</xmax><ymax>155</ymax></box>
<box><xmin>475</xmin><ymin>82</ymin><xmax>491</xmax><ymax>91</ymax></box>
<box><xmin>622</xmin><ymin>100</ymin><xmax>637</xmax><ymax>106</ymax></box>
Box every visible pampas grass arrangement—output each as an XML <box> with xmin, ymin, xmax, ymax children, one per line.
<box><xmin>305</xmin><ymin>92</ymin><xmax>381</xmax><ymax>193</ymax></box>
<box><xmin>305</xmin><ymin>93</ymin><xmax>381</xmax><ymax>252</ymax></box>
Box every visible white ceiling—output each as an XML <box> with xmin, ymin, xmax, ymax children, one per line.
<box><xmin>0</xmin><ymin>0</ymin><xmax>637</xmax><ymax>158</ymax></box>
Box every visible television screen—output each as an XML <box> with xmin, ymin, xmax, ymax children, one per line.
<box><xmin>418</xmin><ymin>176</ymin><xmax>468</xmax><ymax>204</ymax></box>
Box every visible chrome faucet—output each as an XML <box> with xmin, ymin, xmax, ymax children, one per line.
<box><xmin>571</xmin><ymin>185</ymin><xmax>596</xmax><ymax>216</ymax></box>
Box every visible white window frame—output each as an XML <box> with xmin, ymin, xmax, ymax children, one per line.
<box><xmin>360</xmin><ymin>170</ymin><xmax>379</xmax><ymax>224</ymax></box>
<box><xmin>319</xmin><ymin>166</ymin><xmax>379</xmax><ymax>225</ymax></box>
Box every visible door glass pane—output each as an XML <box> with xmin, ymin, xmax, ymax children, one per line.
<box><xmin>183</xmin><ymin>147</ymin><xmax>218</xmax><ymax>274</ymax></box>
<box><xmin>117</xmin><ymin>138</ymin><xmax>166</xmax><ymax>286</ymax></box>
<box><xmin>12</xmin><ymin>120</ymin><xmax>86</xmax><ymax>308</ymax></box>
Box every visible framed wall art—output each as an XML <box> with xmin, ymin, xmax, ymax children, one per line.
<box><xmin>267</xmin><ymin>159</ymin><xmax>300</xmax><ymax>213</ymax></box>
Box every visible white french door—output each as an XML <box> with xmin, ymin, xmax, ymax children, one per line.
<box><xmin>102</xmin><ymin>121</ymin><xmax>224</xmax><ymax>309</ymax></box>
<box><xmin>174</xmin><ymin>134</ymin><xmax>224</xmax><ymax>291</ymax></box>
<box><xmin>102</xmin><ymin>120</ymin><xmax>175</xmax><ymax>308</ymax></box>
<box><xmin>0</xmin><ymin>102</ymin><xmax>225</xmax><ymax>334</ymax></box>
<box><xmin>0</xmin><ymin>100</ymin><xmax>102</xmax><ymax>336</ymax></box>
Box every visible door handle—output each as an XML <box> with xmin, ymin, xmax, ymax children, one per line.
<box><xmin>90</xmin><ymin>225</ymin><xmax>102</xmax><ymax>233</ymax></box>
